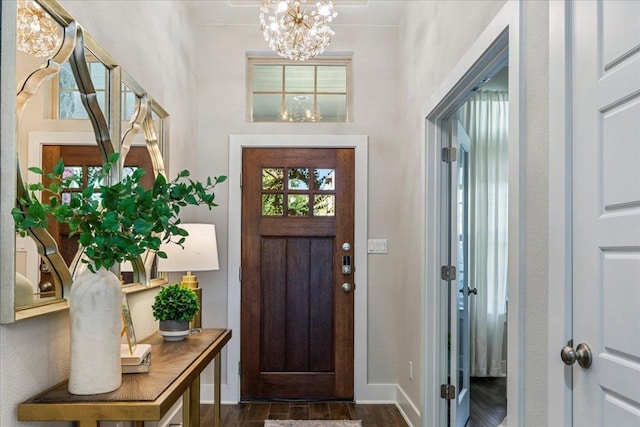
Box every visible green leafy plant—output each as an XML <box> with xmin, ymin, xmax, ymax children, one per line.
<box><xmin>152</xmin><ymin>283</ymin><xmax>200</xmax><ymax>322</ymax></box>
<box><xmin>12</xmin><ymin>153</ymin><xmax>227</xmax><ymax>272</ymax></box>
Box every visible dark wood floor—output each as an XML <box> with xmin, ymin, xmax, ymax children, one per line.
<box><xmin>200</xmin><ymin>377</ymin><xmax>504</xmax><ymax>427</ymax></box>
<box><xmin>201</xmin><ymin>401</ymin><xmax>409</xmax><ymax>427</ymax></box>
<box><xmin>467</xmin><ymin>377</ymin><xmax>507</xmax><ymax>427</ymax></box>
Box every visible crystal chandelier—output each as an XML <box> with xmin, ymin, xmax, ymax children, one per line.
<box><xmin>16</xmin><ymin>0</ymin><xmax>61</xmax><ymax>57</ymax></box>
<box><xmin>260</xmin><ymin>0</ymin><xmax>337</xmax><ymax>61</ymax></box>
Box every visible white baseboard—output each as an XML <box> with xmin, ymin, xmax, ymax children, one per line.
<box><xmin>201</xmin><ymin>383</ymin><xmax>240</xmax><ymax>405</ymax></box>
<box><xmin>354</xmin><ymin>382</ymin><xmax>396</xmax><ymax>403</ymax></box>
<box><xmin>395</xmin><ymin>385</ymin><xmax>420</xmax><ymax>427</ymax></box>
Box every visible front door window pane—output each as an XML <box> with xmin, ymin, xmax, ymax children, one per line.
<box><xmin>314</xmin><ymin>169</ymin><xmax>335</xmax><ymax>190</ymax></box>
<box><xmin>288</xmin><ymin>168</ymin><xmax>309</xmax><ymax>190</ymax></box>
<box><xmin>263</xmin><ymin>168</ymin><xmax>284</xmax><ymax>190</ymax></box>
<box><xmin>63</xmin><ymin>167</ymin><xmax>83</xmax><ymax>188</ymax></box>
<box><xmin>262</xmin><ymin>194</ymin><xmax>284</xmax><ymax>216</ymax></box>
<box><xmin>313</xmin><ymin>195</ymin><xmax>335</xmax><ymax>216</ymax></box>
<box><xmin>288</xmin><ymin>194</ymin><xmax>309</xmax><ymax>216</ymax></box>
<box><xmin>87</xmin><ymin>166</ymin><xmax>104</xmax><ymax>189</ymax></box>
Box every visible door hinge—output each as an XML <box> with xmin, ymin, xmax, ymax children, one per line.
<box><xmin>441</xmin><ymin>265</ymin><xmax>456</xmax><ymax>281</ymax></box>
<box><xmin>442</xmin><ymin>147</ymin><xmax>457</xmax><ymax>163</ymax></box>
<box><xmin>440</xmin><ymin>384</ymin><xmax>456</xmax><ymax>400</ymax></box>
<box><xmin>239</xmin><ymin>266</ymin><xmax>242</xmax><ymax>282</ymax></box>
<box><xmin>238</xmin><ymin>360</ymin><xmax>241</xmax><ymax>376</ymax></box>
<box><xmin>240</xmin><ymin>173</ymin><xmax>243</xmax><ymax>187</ymax></box>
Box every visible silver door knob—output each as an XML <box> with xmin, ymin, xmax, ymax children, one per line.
<box><xmin>560</xmin><ymin>342</ymin><xmax>592</xmax><ymax>369</ymax></box>
<box><xmin>342</xmin><ymin>283</ymin><xmax>352</xmax><ymax>293</ymax></box>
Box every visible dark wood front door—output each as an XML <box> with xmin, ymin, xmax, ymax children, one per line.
<box><xmin>241</xmin><ymin>147</ymin><xmax>355</xmax><ymax>400</ymax></box>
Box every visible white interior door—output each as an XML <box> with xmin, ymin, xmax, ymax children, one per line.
<box><xmin>447</xmin><ymin>119</ymin><xmax>471</xmax><ymax>427</ymax></box>
<box><xmin>572</xmin><ymin>1</ymin><xmax>640</xmax><ymax>424</ymax></box>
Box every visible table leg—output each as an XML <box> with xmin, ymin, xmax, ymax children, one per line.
<box><xmin>214</xmin><ymin>353</ymin><xmax>221</xmax><ymax>427</ymax></box>
<box><xmin>191</xmin><ymin>376</ymin><xmax>201</xmax><ymax>426</ymax></box>
<box><xmin>75</xmin><ymin>421</ymin><xmax>98</xmax><ymax>427</ymax></box>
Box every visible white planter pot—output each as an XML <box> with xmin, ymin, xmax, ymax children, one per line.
<box><xmin>68</xmin><ymin>267</ymin><xmax>122</xmax><ymax>395</ymax></box>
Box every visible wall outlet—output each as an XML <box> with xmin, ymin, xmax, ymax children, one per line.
<box><xmin>409</xmin><ymin>361</ymin><xmax>414</xmax><ymax>380</ymax></box>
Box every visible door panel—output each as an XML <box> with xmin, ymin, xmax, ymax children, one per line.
<box><xmin>241</xmin><ymin>147</ymin><xmax>355</xmax><ymax>400</ymax></box>
<box><xmin>572</xmin><ymin>1</ymin><xmax>640</xmax><ymax>424</ymax></box>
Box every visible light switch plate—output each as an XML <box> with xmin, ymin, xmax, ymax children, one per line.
<box><xmin>367</xmin><ymin>239</ymin><xmax>388</xmax><ymax>254</ymax></box>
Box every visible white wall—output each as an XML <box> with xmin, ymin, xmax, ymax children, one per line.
<box><xmin>0</xmin><ymin>2</ymin><xmax>198</xmax><ymax>425</ymax></box>
<box><xmin>192</xmin><ymin>21</ymin><xmax>402</xmax><ymax>395</ymax></box>
<box><xmin>397</xmin><ymin>0</ymin><xmax>550</xmax><ymax>425</ymax></box>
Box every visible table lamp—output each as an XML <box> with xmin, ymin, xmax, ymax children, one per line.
<box><xmin>157</xmin><ymin>223</ymin><xmax>219</xmax><ymax>330</ymax></box>
<box><xmin>157</xmin><ymin>223</ymin><xmax>219</xmax><ymax>290</ymax></box>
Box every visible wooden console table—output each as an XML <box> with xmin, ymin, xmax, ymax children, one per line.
<box><xmin>18</xmin><ymin>328</ymin><xmax>231</xmax><ymax>427</ymax></box>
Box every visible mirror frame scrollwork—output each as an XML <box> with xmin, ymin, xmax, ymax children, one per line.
<box><xmin>1</xmin><ymin>0</ymin><xmax>170</xmax><ymax>323</ymax></box>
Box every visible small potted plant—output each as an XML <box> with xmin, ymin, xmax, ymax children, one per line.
<box><xmin>152</xmin><ymin>283</ymin><xmax>200</xmax><ymax>341</ymax></box>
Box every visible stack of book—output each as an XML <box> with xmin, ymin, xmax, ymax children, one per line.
<box><xmin>120</xmin><ymin>343</ymin><xmax>151</xmax><ymax>374</ymax></box>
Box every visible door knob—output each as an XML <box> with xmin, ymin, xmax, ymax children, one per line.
<box><xmin>342</xmin><ymin>283</ymin><xmax>352</xmax><ymax>293</ymax></box>
<box><xmin>560</xmin><ymin>342</ymin><xmax>592</xmax><ymax>368</ymax></box>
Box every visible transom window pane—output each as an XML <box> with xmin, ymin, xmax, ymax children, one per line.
<box><xmin>58</xmin><ymin>61</ymin><xmax>108</xmax><ymax>119</ymax></box>
<box><xmin>285</xmin><ymin>66</ymin><xmax>315</xmax><ymax>92</ymax></box>
<box><xmin>317</xmin><ymin>66</ymin><xmax>346</xmax><ymax>92</ymax></box>
<box><xmin>250</xmin><ymin>58</ymin><xmax>350</xmax><ymax>123</ymax></box>
<box><xmin>253</xmin><ymin>65</ymin><xmax>283</xmax><ymax>92</ymax></box>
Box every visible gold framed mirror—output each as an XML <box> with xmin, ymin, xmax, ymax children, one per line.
<box><xmin>2</xmin><ymin>0</ymin><xmax>170</xmax><ymax>323</ymax></box>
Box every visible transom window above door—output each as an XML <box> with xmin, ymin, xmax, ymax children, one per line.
<box><xmin>248</xmin><ymin>57</ymin><xmax>351</xmax><ymax>123</ymax></box>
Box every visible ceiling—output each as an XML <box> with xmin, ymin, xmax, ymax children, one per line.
<box><xmin>184</xmin><ymin>1</ymin><xmax>409</xmax><ymax>26</ymax></box>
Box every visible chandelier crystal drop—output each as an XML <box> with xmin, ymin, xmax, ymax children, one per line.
<box><xmin>260</xmin><ymin>0</ymin><xmax>337</xmax><ymax>61</ymax></box>
<box><xmin>16</xmin><ymin>0</ymin><xmax>61</xmax><ymax>58</ymax></box>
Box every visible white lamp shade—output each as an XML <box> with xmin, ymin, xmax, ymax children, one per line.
<box><xmin>157</xmin><ymin>224</ymin><xmax>219</xmax><ymax>272</ymax></box>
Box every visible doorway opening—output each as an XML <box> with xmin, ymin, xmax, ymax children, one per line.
<box><xmin>423</xmin><ymin>5</ymin><xmax>523</xmax><ymax>425</ymax></box>
<box><xmin>452</xmin><ymin>64</ymin><xmax>509</xmax><ymax>427</ymax></box>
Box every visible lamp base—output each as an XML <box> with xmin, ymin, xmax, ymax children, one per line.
<box><xmin>180</xmin><ymin>272</ymin><xmax>198</xmax><ymax>289</ymax></box>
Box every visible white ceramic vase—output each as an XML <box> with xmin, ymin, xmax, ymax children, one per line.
<box><xmin>68</xmin><ymin>267</ymin><xmax>122</xmax><ymax>395</ymax></box>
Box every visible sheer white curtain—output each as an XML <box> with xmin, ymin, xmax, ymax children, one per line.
<box><xmin>458</xmin><ymin>90</ymin><xmax>509</xmax><ymax>377</ymax></box>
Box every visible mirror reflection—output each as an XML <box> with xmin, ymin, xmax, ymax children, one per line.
<box><xmin>11</xmin><ymin>0</ymin><xmax>170</xmax><ymax>319</ymax></box>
